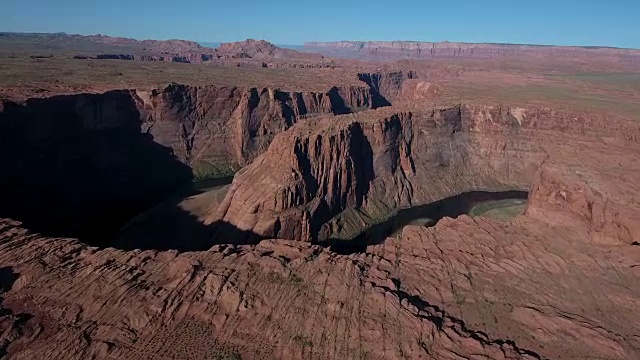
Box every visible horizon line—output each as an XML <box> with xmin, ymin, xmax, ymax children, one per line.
<box><xmin>2</xmin><ymin>31</ymin><xmax>639</xmax><ymax>51</ymax></box>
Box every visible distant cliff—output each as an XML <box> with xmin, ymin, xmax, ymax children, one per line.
<box><xmin>303</xmin><ymin>40</ymin><xmax>640</xmax><ymax>63</ymax></box>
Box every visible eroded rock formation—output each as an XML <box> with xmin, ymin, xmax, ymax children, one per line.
<box><xmin>209</xmin><ymin>105</ymin><xmax>553</xmax><ymax>242</ymax></box>
<box><xmin>0</xmin><ymin>73</ymin><xmax>400</xmax><ymax>169</ymax></box>
<box><xmin>0</xmin><ymin>75</ymin><xmax>398</xmax><ymax>247</ymax></box>
<box><xmin>136</xmin><ymin>82</ymin><xmax>388</xmax><ymax>169</ymax></box>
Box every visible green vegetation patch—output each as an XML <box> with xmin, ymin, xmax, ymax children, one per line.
<box><xmin>469</xmin><ymin>199</ymin><xmax>526</xmax><ymax>221</ymax></box>
<box><xmin>292</xmin><ymin>334</ymin><xmax>313</xmax><ymax>348</ymax></box>
<box><xmin>211</xmin><ymin>351</ymin><xmax>242</xmax><ymax>360</ymax></box>
<box><xmin>192</xmin><ymin>161</ymin><xmax>239</xmax><ymax>182</ymax></box>
<box><xmin>559</xmin><ymin>72</ymin><xmax>640</xmax><ymax>87</ymax></box>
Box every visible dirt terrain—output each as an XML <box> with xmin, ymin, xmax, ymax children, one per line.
<box><xmin>0</xmin><ymin>33</ymin><xmax>640</xmax><ymax>359</ymax></box>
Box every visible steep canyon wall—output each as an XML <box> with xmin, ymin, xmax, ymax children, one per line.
<box><xmin>0</xmin><ymin>76</ymin><xmax>394</xmax><ymax>245</ymax></box>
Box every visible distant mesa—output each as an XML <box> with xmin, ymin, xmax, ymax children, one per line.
<box><xmin>302</xmin><ymin>40</ymin><xmax>640</xmax><ymax>61</ymax></box>
<box><xmin>0</xmin><ymin>32</ymin><xmax>324</xmax><ymax>64</ymax></box>
<box><xmin>215</xmin><ymin>39</ymin><xmax>324</xmax><ymax>60</ymax></box>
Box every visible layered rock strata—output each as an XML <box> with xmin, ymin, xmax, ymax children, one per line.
<box><xmin>209</xmin><ymin>105</ymin><xmax>546</xmax><ymax>242</ymax></box>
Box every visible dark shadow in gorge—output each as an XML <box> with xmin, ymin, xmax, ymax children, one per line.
<box><xmin>322</xmin><ymin>190</ymin><xmax>529</xmax><ymax>255</ymax></box>
<box><xmin>356</xmin><ymin>73</ymin><xmax>393</xmax><ymax>108</ymax></box>
<box><xmin>115</xmin><ymin>217</ymin><xmax>269</xmax><ymax>252</ymax></box>
<box><xmin>0</xmin><ymin>92</ymin><xmax>277</xmax><ymax>252</ymax></box>
<box><xmin>112</xmin><ymin>176</ymin><xmax>254</xmax><ymax>252</ymax></box>
<box><xmin>0</xmin><ymin>91</ymin><xmax>193</xmax><ymax>248</ymax></box>
<box><xmin>0</xmin><ymin>267</ymin><xmax>18</xmax><ymax>295</ymax></box>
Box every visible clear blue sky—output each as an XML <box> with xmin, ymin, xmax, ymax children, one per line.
<box><xmin>3</xmin><ymin>0</ymin><xmax>639</xmax><ymax>48</ymax></box>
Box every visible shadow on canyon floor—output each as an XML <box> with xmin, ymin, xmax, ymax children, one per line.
<box><xmin>113</xmin><ymin>176</ymin><xmax>272</xmax><ymax>252</ymax></box>
<box><xmin>323</xmin><ymin>190</ymin><xmax>529</xmax><ymax>255</ymax></box>
<box><xmin>114</xmin><ymin>216</ymin><xmax>270</xmax><ymax>252</ymax></box>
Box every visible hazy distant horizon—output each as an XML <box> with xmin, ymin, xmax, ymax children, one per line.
<box><xmin>2</xmin><ymin>31</ymin><xmax>638</xmax><ymax>51</ymax></box>
<box><xmin>3</xmin><ymin>0</ymin><xmax>639</xmax><ymax>49</ymax></box>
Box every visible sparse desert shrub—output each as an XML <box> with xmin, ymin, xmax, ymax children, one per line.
<box><xmin>292</xmin><ymin>334</ymin><xmax>313</xmax><ymax>347</ymax></box>
<box><xmin>289</xmin><ymin>273</ymin><xmax>304</xmax><ymax>284</ymax></box>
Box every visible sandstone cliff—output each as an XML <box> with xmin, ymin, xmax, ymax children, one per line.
<box><xmin>137</xmin><ymin>83</ymin><xmax>387</xmax><ymax>170</ymax></box>
<box><xmin>0</xmin><ymin>78</ymin><xmax>393</xmax><ymax>172</ymax></box>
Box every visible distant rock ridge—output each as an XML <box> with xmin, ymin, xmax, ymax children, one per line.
<box><xmin>215</xmin><ymin>39</ymin><xmax>324</xmax><ymax>60</ymax></box>
<box><xmin>0</xmin><ymin>32</ymin><xmax>325</xmax><ymax>64</ymax></box>
<box><xmin>303</xmin><ymin>40</ymin><xmax>640</xmax><ymax>61</ymax></box>
<box><xmin>86</xmin><ymin>38</ymin><xmax>325</xmax><ymax>63</ymax></box>
<box><xmin>304</xmin><ymin>40</ymin><xmax>640</xmax><ymax>52</ymax></box>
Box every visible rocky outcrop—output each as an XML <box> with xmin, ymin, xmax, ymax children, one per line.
<box><xmin>95</xmin><ymin>54</ymin><xmax>135</xmax><ymax>60</ymax></box>
<box><xmin>526</xmin><ymin>158</ymin><xmax>640</xmax><ymax>245</ymax></box>
<box><xmin>1</xmin><ymin>203</ymin><xmax>640</xmax><ymax>359</ymax></box>
<box><xmin>215</xmin><ymin>39</ymin><xmax>324</xmax><ymax>60</ymax></box>
<box><xmin>357</xmin><ymin>71</ymin><xmax>417</xmax><ymax>102</ymax></box>
<box><xmin>209</xmin><ymin>105</ymin><xmax>548</xmax><ymax>242</ymax></box>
